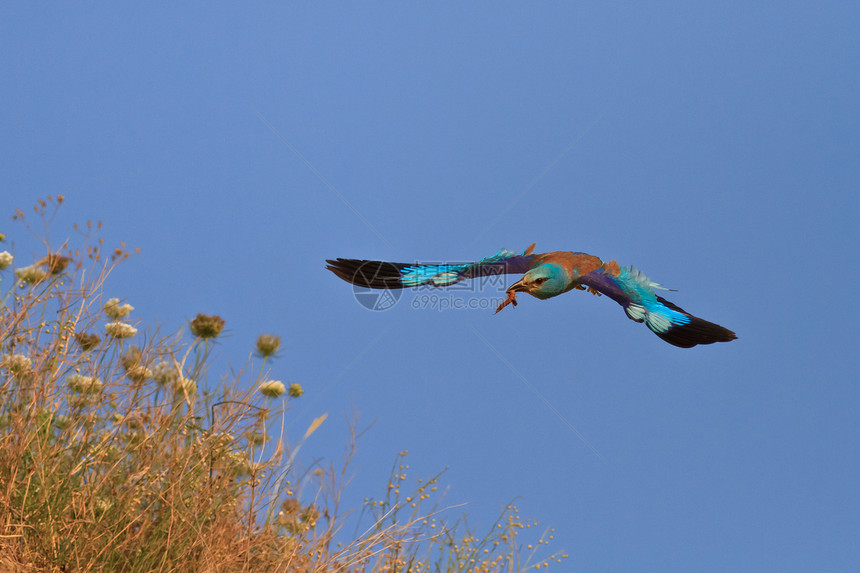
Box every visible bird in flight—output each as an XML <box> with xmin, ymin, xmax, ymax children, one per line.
<box><xmin>326</xmin><ymin>243</ymin><xmax>737</xmax><ymax>348</ymax></box>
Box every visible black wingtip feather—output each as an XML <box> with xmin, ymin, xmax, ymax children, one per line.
<box><xmin>325</xmin><ymin>258</ymin><xmax>409</xmax><ymax>289</ymax></box>
<box><xmin>654</xmin><ymin>296</ymin><xmax>738</xmax><ymax>348</ymax></box>
<box><xmin>654</xmin><ymin>317</ymin><xmax>738</xmax><ymax>348</ymax></box>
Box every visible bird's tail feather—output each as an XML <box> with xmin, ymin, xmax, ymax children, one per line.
<box><xmin>325</xmin><ymin>259</ymin><xmax>409</xmax><ymax>289</ymax></box>
<box><xmin>650</xmin><ymin>296</ymin><xmax>737</xmax><ymax>348</ymax></box>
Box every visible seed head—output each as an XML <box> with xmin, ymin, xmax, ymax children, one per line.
<box><xmin>288</xmin><ymin>383</ymin><xmax>304</xmax><ymax>398</ymax></box>
<box><xmin>119</xmin><ymin>347</ymin><xmax>152</xmax><ymax>382</ymax></box>
<box><xmin>281</xmin><ymin>498</ymin><xmax>301</xmax><ymax>516</ymax></box>
<box><xmin>256</xmin><ymin>334</ymin><xmax>281</xmax><ymax>357</ymax></box>
<box><xmin>0</xmin><ymin>251</ymin><xmax>12</xmax><ymax>270</ymax></box>
<box><xmin>75</xmin><ymin>332</ymin><xmax>101</xmax><ymax>352</ymax></box>
<box><xmin>37</xmin><ymin>254</ymin><xmax>70</xmax><ymax>275</ymax></box>
<box><xmin>190</xmin><ymin>313</ymin><xmax>225</xmax><ymax>339</ymax></box>
<box><xmin>120</xmin><ymin>347</ymin><xmax>142</xmax><ymax>370</ymax></box>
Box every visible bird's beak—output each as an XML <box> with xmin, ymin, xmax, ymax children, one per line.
<box><xmin>506</xmin><ymin>278</ymin><xmax>529</xmax><ymax>293</ymax></box>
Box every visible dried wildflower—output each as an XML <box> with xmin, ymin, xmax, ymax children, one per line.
<box><xmin>172</xmin><ymin>377</ymin><xmax>197</xmax><ymax>396</ymax></box>
<box><xmin>68</xmin><ymin>374</ymin><xmax>103</xmax><ymax>394</ymax></box>
<box><xmin>127</xmin><ymin>365</ymin><xmax>152</xmax><ymax>383</ymax></box>
<box><xmin>245</xmin><ymin>431</ymin><xmax>270</xmax><ymax>446</ymax></box>
<box><xmin>288</xmin><ymin>383</ymin><xmax>304</xmax><ymax>398</ymax></box>
<box><xmin>14</xmin><ymin>265</ymin><xmax>47</xmax><ymax>284</ymax></box>
<box><xmin>75</xmin><ymin>332</ymin><xmax>101</xmax><ymax>351</ymax></box>
<box><xmin>120</xmin><ymin>347</ymin><xmax>151</xmax><ymax>382</ymax></box>
<box><xmin>278</xmin><ymin>501</ymin><xmax>317</xmax><ymax>534</ymax></box>
<box><xmin>0</xmin><ymin>353</ymin><xmax>32</xmax><ymax>374</ymax></box>
<box><xmin>282</xmin><ymin>498</ymin><xmax>301</xmax><ymax>516</ymax></box>
<box><xmin>190</xmin><ymin>313</ymin><xmax>225</xmax><ymax>339</ymax></box>
<box><xmin>37</xmin><ymin>254</ymin><xmax>70</xmax><ymax>274</ymax></box>
<box><xmin>120</xmin><ymin>347</ymin><xmax>142</xmax><ymax>370</ymax></box>
<box><xmin>256</xmin><ymin>334</ymin><xmax>281</xmax><ymax>357</ymax></box>
<box><xmin>152</xmin><ymin>360</ymin><xmax>180</xmax><ymax>386</ymax></box>
<box><xmin>278</xmin><ymin>497</ymin><xmax>302</xmax><ymax>534</ymax></box>
<box><xmin>0</xmin><ymin>251</ymin><xmax>12</xmax><ymax>270</ymax></box>
<box><xmin>105</xmin><ymin>322</ymin><xmax>137</xmax><ymax>339</ymax></box>
<box><xmin>104</xmin><ymin>298</ymin><xmax>134</xmax><ymax>319</ymax></box>
<box><xmin>93</xmin><ymin>497</ymin><xmax>112</xmax><ymax>515</ymax></box>
<box><xmin>259</xmin><ymin>380</ymin><xmax>286</xmax><ymax>398</ymax></box>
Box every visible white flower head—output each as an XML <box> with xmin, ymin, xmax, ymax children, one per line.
<box><xmin>0</xmin><ymin>353</ymin><xmax>31</xmax><ymax>374</ymax></box>
<box><xmin>259</xmin><ymin>380</ymin><xmax>286</xmax><ymax>398</ymax></box>
<box><xmin>104</xmin><ymin>298</ymin><xmax>134</xmax><ymax>320</ymax></box>
<box><xmin>105</xmin><ymin>322</ymin><xmax>138</xmax><ymax>339</ymax></box>
<box><xmin>126</xmin><ymin>365</ymin><xmax>152</xmax><ymax>383</ymax></box>
<box><xmin>14</xmin><ymin>265</ymin><xmax>47</xmax><ymax>284</ymax></box>
<box><xmin>68</xmin><ymin>374</ymin><xmax>104</xmax><ymax>395</ymax></box>
<box><xmin>172</xmin><ymin>377</ymin><xmax>197</xmax><ymax>396</ymax></box>
<box><xmin>0</xmin><ymin>251</ymin><xmax>12</xmax><ymax>270</ymax></box>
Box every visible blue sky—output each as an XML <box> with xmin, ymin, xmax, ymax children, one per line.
<box><xmin>2</xmin><ymin>3</ymin><xmax>859</xmax><ymax>571</ymax></box>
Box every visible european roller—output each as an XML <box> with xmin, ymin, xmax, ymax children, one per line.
<box><xmin>327</xmin><ymin>243</ymin><xmax>737</xmax><ymax>348</ymax></box>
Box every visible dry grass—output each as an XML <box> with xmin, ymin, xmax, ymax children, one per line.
<box><xmin>0</xmin><ymin>197</ymin><xmax>566</xmax><ymax>572</ymax></box>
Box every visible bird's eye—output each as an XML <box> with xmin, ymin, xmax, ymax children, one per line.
<box><xmin>534</xmin><ymin>277</ymin><xmax>547</xmax><ymax>285</ymax></box>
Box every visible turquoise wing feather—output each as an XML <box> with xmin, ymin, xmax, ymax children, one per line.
<box><xmin>578</xmin><ymin>265</ymin><xmax>736</xmax><ymax>348</ymax></box>
<box><xmin>326</xmin><ymin>245</ymin><xmax>537</xmax><ymax>290</ymax></box>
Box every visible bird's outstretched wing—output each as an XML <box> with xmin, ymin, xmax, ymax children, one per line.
<box><xmin>327</xmin><ymin>244</ymin><xmax>537</xmax><ymax>290</ymax></box>
<box><xmin>578</xmin><ymin>263</ymin><xmax>737</xmax><ymax>348</ymax></box>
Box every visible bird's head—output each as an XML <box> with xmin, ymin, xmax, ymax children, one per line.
<box><xmin>505</xmin><ymin>263</ymin><xmax>572</xmax><ymax>300</ymax></box>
